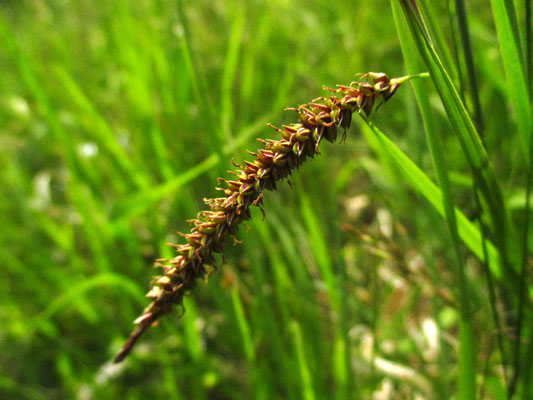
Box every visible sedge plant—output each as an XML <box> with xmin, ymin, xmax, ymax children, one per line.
<box><xmin>2</xmin><ymin>1</ymin><xmax>532</xmax><ymax>398</ymax></box>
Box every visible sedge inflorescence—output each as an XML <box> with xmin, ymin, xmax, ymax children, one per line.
<box><xmin>114</xmin><ymin>72</ymin><xmax>405</xmax><ymax>363</ymax></box>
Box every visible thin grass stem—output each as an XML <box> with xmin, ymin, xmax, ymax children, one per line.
<box><xmin>449</xmin><ymin>0</ymin><xmax>509</xmax><ymax>389</ymax></box>
<box><xmin>511</xmin><ymin>95</ymin><xmax>533</xmax><ymax>398</ymax></box>
<box><xmin>510</xmin><ymin>0</ymin><xmax>533</xmax><ymax>395</ymax></box>
<box><xmin>452</xmin><ymin>0</ymin><xmax>484</xmax><ymax>134</ymax></box>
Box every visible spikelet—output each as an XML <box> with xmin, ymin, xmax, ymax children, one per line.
<box><xmin>114</xmin><ymin>72</ymin><xmax>405</xmax><ymax>363</ymax></box>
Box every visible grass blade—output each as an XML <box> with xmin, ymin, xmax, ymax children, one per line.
<box><xmin>524</xmin><ymin>0</ymin><xmax>533</xmax><ymax>96</ymax></box>
<box><xmin>391</xmin><ymin>3</ymin><xmax>476</xmax><ymax>397</ymax></box>
<box><xmin>417</xmin><ymin>0</ymin><xmax>459</xmax><ymax>83</ymax></box>
<box><xmin>396</xmin><ymin>0</ymin><xmax>519</xmax><ymax>303</ymax></box>
<box><xmin>489</xmin><ymin>0</ymin><xmax>532</xmax><ymax>143</ymax></box>
<box><xmin>230</xmin><ymin>285</ymin><xmax>254</xmax><ymax>361</ymax></box>
<box><xmin>359</xmin><ymin>121</ymin><xmax>501</xmax><ymax>279</ymax></box>
<box><xmin>514</xmin><ymin>1</ymin><xmax>533</xmax><ymax>395</ymax></box>
<box><xmin>290</xmin><ymin>320</ymin><xmax>316</xmax><ymax>400</ymax></box>
<box><xmin>181</xmin><ymin>297</ymin><xmax>207</xmax><ymax>400</ymax></box>
<box><xmin>53</xmin><ymin>66</ymin><xmax>150</xmax><ymax>190</ymax></box>
<box><xmin>175</xmin><ymin>0</ymin><xmax>223</xmax><ymax>152</ymax></box>
<box><xmin>450</xmin><ymin>0</ymin><xmax>510</xmax><ymax>388</ymax></box>
<box><xmin>451</xmin><ymin>0</ymin><xmax>484</xmax><ymax>133</ymax></box>
<box><xmin>220</xmin><ymin>1</ymin><xmax>246</xmax><ymax>139</ymax></box>
<box><xmin>26</xmin><ymin>273</ymin><xmax>145</xmax><ymax>340</ymax></box>
<box><xmin>297</xmin><ymin>181</ymin><xmax>350</xmax><ymax>399</ymax></box>
<box><xmin>513</xmin><ymin>119</ymin><xmax>533</xmax><ymax>395</ymax></box>
<box><xmin>490</xmin><ymin>0</ymin><xmax>533</xmax><ymax>394</ymax></box>
<box><xmin>522</xmin><ymin>325</ymin><xmax>533</xmax><ymax>398</ymax></box>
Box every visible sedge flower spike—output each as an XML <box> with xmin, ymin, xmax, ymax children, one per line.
<box><xmin>114</xmin><ymin>72</ymin><xmax>409</xmax><ymax>363</ymax></box>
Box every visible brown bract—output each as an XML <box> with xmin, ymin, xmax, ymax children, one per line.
<box><xmin>114</xmin><ymin>72</ymin><xmax>404</xmax><ymax>363</ymax></box>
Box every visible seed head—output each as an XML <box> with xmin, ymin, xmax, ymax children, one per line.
<box><xmin>113</xmin><ymin>72</ymin><xmax>405</xmax><ymax>363</ymax></box>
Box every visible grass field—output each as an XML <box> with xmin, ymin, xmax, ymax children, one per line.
<box><xmin>1</xmin><ymin>0</ymin><xmax>532</xmax><ymax>398</ymax></box>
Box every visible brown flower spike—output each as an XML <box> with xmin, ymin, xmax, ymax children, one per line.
<box><xmin>114</xmin><ymin>72</ymin><xmax>407</xmax><ymax>363</ymax></box>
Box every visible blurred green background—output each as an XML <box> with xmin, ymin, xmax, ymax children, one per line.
<box><xmin>0</xmin><ymin>0</ymin><xmax>530</xmax><ymax>398</ymax></box>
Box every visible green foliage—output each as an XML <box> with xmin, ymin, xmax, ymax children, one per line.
<box><xmin>0</xmin><ymin>0</ymin><xmax>530</xmax><ymax>398</ymax></box>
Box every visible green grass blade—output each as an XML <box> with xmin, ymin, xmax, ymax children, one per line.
<box><xmin>175</xmin><ymin>0</ymin><xmax>223</xmax><ymax>152</ymax></box>
<box><xmin>244</xmin><ymin>234</ymin><xmax>300</xmax><ymax>399</ymax></box>
<box><xmin>524</xmin><ymin>0</ymin><xmax>533</xmax><ymax>95</ymax></box>
<box><xmin>230</xmin><ymin>285</ymin><xmax>254</xmax><ymax>362</ymax></box>
<box><xmin>26</xmin><ymin>273</ymin><xmax>145</xmax><ymax>340</ymax></box>
<box><xmin>265</xmin><ymin>212</ymin><xmax>314</xmax><ymax>290</ymax></box>
<box><xmin>396</xmin><ymin>0</ymin><xmax>519</xmax><ymax>299</ymax></box>
<box><xmin>69</xmin><ymin>181</ymin><xmax>112</xmax><ymax>272</ymax></box>
<box><xmin>230</xmin><ymin>283</ymin><xmax>272</xmax><ymax>398</ymax></box>
<box><xmin>487</xmin><ymin>0</ymin><xmax>532</xmax><ymax>394</ymax></box>
<box><xmin>489</xmin><ymin>0</ymin><xmax>532</xmax><ymax>143</ymax></box>
<box><xmin>53</xmin><ymin>66</ymin><xmax>150</xmax><ymax>190</ymax></box>
<box><xmin>513</xmin><ymin>128</ymin><xmax>533</xmax><ymax>395</ymax></box>
<box><xmin>522</xmin><ymin>325</ymin><xmax>533</xmax><ymax>398</ymax></box>
<box><xmin>515</xmin><ymin>1</ymin><xmax>533</xmax><ymax>395</ymax></box>
<box><xmin>452</xmin><ymin>0</ymin><xmax>484</xmax><ymax>133</ymax></box>
<box><xmin>452</xmin><ymin>0</ymin><xmax>511</xmax><ymax>388</ymax></box>
<box><xmin>220</xmin><ymin>1</ymin><xmax>245</xmax><ymax>139</ymax></box>
<box><xmin>297</xmin><ymin>183</ymin><xmax>349</xmax><ymax>399</ymax></box>
<box><xmin>396</xmin><ymin>1</ymin><xmax>487</xmax><ymax>168</ymax></box>
<box><xmin>299</xmin><ymin>189</ymin><xmax>338</xmax><ymax>308</ymax></box>
<box><xmin>290</xmin><ymin>320</ymin><xmax>316</xmax><ymax>400</ymax></box>
<box><xmin>417</xmin><ymin>0</ymin><xmax>458</xmax><ymax>82</ymax></box>
<box><xmin>181</xmin><ymin>297</ymin><xmax>207</xmax><ymax>400</ymax></box>
<box><xmin>360</xmin><ymin>121</ymin><xmax>502</xmax><ymax>278</ymax></box>
<box><xmin>450</xmin><ymin>1</ymin><xmax>512</xmax><ymax>388</ymax></box>
<box><xmin>254</xmin><ymin>221</ymin><xmax>291</xmax><ymax>321</ymax></box>
<box><xmin>112</xmin><ymin>154</ymin><xmax>220</xmax><ymax>224</ymax></box>
<box><xmin>391</xmin><ymin>3</ymin><xmax>476</xmax><ymax>397</ymax></box>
